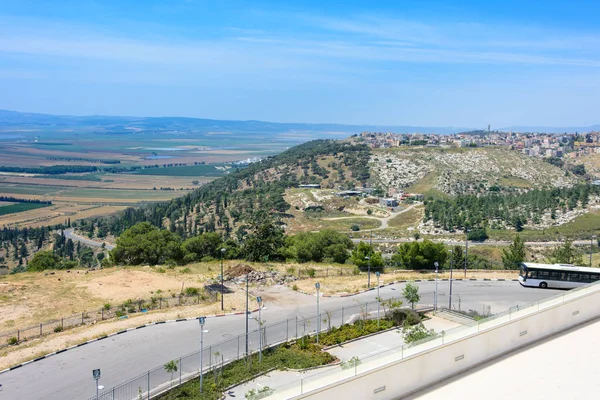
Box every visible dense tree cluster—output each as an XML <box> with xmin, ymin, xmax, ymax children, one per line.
<box><xmin>0</xmin><ymin>165</ymin><xmax>99</xmax><ymax>174</ymax></box>
<box><xmin>0</xmin><ymin>196</ymin><xmax>51</xmax><ymax>205</ymax></box>
<box><xmin>282</xmin><ymin>230</ymin><xmax>354</xmax><ymax>264</ymax></box>
<box><xmin>391</xmin><ymin>240</ymin><xmax>448</xmax><ymax>270</ymax></box>
<box><xmin>424</xmin><ymin>184</ymin><xmax>599</xmax><ymax>232</ymax></box>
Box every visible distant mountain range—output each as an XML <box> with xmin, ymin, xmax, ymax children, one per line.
<box><xmin>0</xmin><ymin>109</ymin><xmax>468</xmax><ymax>134</ymax></box>
<box><xmin>0</xmin><ymin>109</ymin><xmax>597</xmax><ymax>135</ymax></box>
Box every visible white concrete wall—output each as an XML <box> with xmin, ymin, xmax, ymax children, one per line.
<box><xmin>290</xmin><ymin>286</ymin><xmax>600</xmax><ymax>400</ymax></box>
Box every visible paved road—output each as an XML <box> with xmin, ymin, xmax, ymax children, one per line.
<box><xmin>0</xmin><ymin>281</ymin><xmax>562</xmax><ymax>400</ymax></box>
<box><xmin>63</xmin><ymin>228</ymin><xmax>115</xmax><ymax>250</ymax></box>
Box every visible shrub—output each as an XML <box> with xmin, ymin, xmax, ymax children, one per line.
<box><xmin>306</xmin><ymin>268</ymin><xmax>316</xmax><ymax>278</ymax></box>
<box><xmin>7</xmin><ymin>336</ymin><xmax>18</xmax><ymax>345</ymax></box>
<box><xmin>54</xmin><ymin>326</ymin><xmax>63</xmax><ymax>333</ymax></box>
<box><xmin>103</xmin><ymin>303</ymin><xmax>111</xmax><ymax>311</ymax></box>
<box><xmin>351</xmin><ymin>224</ymin><xmax>360</xmax><ymax>231</ymax></box>
<box><xmin>156</xmin><ymin>267</ymin><xmax>166</xmax><ymax>273</ymax></box>
<box><xmin>387</xmin><ymin>308</ymin><xmax>421</xmax><ymax>326</ymax></box>
<box><xmin>185</xmin><ymin>287</ymin><xmax>200</xmax><ymax>296</ymax></box>
<box><xmin>292</xmin><ymin>284</ymin><xmax>298</xmax><ymax>291</ymax></box>
<box><xmin>180</xmin><ymin>267</ymin><xmax>192</xmax><ymax>274</ymax></box>
<box><xmin>286</xmin><ymin>267</ymin><xmax>296</xmax><ymax>275</ymax></box>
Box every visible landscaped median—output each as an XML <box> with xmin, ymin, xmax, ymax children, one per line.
<box><xmin>156</xmin><ymin>308</ymin><xmax>429</xmax><ymax>400</ymax></box>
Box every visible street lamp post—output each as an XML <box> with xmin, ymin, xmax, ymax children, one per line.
<box><xmin>449</xmin><ymin>250</ymin><xmax>454</xmax><ymax>309</ymax></box>
<box><xmin>365</xmin><ymin>256</ymin><xmax>371</xmax><ymax>288</ymax></box>
<box><xmin>464</xmin><ymin>230</ymin><xmax>469</xmax><ymax>278</ymax></box>
<box><xmin>315</xmin><ymin>282</ymin><xmax>320</xmax><ymax>344</ymax></box>
<box><xmin>220</xmin><ymin>248</ymin><xmax>226</xmax><ymax>311</ymax></box>
<box><xmin>256</xmin><ymin>297</ymin><xmax>263</xmax><ymax>363</ymax></box>
<box><xmin>434</xmin><ymin>262</ymin><xmax>439</xmax><ymax>312</ymax></box>
<box><xmin>590</xmin><ymin>236</ymin><xmax>597</xmax><ymax>267</ymax></box>
<box><xmin>198</xmin><ymin>317</ymin><xmax>208</xmax><ymax>393</ymax></box>
<box><xmin>376</xmin><ymin>271</ymin><xmax>380</xmax><ymax>328</ymax></box>
<box><xmin>245</xmin><ymin>274</ymin><xmax>249</xmax><ymax>357</ymax></box>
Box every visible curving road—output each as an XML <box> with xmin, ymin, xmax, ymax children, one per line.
<box><xmin>63</xmin><ymin>228</ymin><xmax>115</xmax><ymax>250</ymax></box>
<box><xmin>0</xmin><ymin>280</ymin><xmax>562</xmax><ymax>400</ymax></box>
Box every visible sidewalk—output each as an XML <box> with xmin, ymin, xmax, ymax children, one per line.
<box><xmin>224</xmin><ymin>316</ymin><xmax>461</xmax><ymax>399</ymax></box>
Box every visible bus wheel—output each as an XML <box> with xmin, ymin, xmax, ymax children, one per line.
<box><xmin>539</xmin><ymin>282</ymin><xmax>548</xmax><ymax>289</ymax></box>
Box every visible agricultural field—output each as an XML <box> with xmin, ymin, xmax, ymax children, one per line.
<box><xmin>0</xmin><ymin>127</ymin><xmax>312</xmax><ymax>228</ymax></box>
<box><xmin>0</xmin><ymin>202</ymin><xmax>51</xmax><ymax>216</ymax></box>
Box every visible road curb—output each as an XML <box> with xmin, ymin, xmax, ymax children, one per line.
<box><xmin>301</xmin><ymin>278</ymin><xmax>517</xmax><ymax>298</ymax></box>
<box><xmin>0</xmin><ymin>308</ymin><xmax>260</xmax><ymax>375</ymax></box>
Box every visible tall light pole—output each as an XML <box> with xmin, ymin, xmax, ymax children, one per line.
<box><xmin>590</xmin><ymin>236</ymin><xmax>597</xmax><ymax>267</ymax></box>
<box><xmin>463</xmin><ymin>249</ymin><xmax>467</xmax><ymax>278</ymax></box>
<box><xmin>365</xmin><ymin>256</ymin><xmax>371</xmax><ymax>288</ymax></box>
<box><xmin>434</xmin><ymin>262</ymin><xmax>439</xmax><ymax>312</ymax></box>
<box><xmin>256</xmin><ymin>296</ymin><xmax>263</xmax><ymax>363</ymax></box>
<box><xmin>464</xmin><ymin>229</ymin><xmax>469</xmax><ymax>278</ymax></box>
<box><xmin>198</xmin><ymin>317</ymin><xmax>208</xmax><ymax>393</ymax></box>
<box><xmin>448</xmin><ymin>250</ymin><xmax>454</xmax><ymax>309</ymax></box>
<box><xmin>376</xmin><ymin>271</ymin><xmax>380</xmax><ymax>328</ymax></box>
<box><xmin>245</xmin><ymin>274</ymin><xmax>249</xmax><ymax>357</ymax></box>
<box><xmin>220</xmin><ymin>248</ymin><xmax>226</xmax><ymax>311</ymax></box>
<box><xmin>315</xmin><ymin>282</ymin><xmax>320</xmax><ymax>344</ymax></box>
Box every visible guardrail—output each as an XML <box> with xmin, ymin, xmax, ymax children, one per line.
<box><xmin>270</xmin><ymin>281</ymin><xmax>600</xmax><ymax>399</ymax></box>
<box><xmin>90</xmin><ymin>296</ymin><xmax>403</xmax><ymax>400</ymax></box>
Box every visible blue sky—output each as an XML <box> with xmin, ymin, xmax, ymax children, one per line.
<box><xmin>1</xmin><ymin>0</ymin><xmax>600</xmax><ymax>128</ymax></box>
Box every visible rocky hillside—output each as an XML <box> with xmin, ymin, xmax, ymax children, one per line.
<box><xmin>370</xmin><ymin>147</ymin><xmax>580</xmax><ymax>196</ymax></box>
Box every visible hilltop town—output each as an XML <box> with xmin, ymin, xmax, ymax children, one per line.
<box><xmin>356</xmin><ymin>129</ymin><xmax>600</xmax><ymax>160</ymax></box>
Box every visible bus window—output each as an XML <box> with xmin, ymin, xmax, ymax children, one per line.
<box><xmin>591</xmin><ymin>274</ymin><xmax>599</xmax><ymax>282</ymax></box>
<box><xmin>561</xmin><ymin>273</ymin><xmax>566</xmax><ymax>281</ymax></box>
<box><xmin>528</xmin><ymin>270</ymin><xmax>537</xmax><ymax>279</ymax></box>
<box><xmin>580</xmin><ymin>274</ymin><xmax>590</xmax><ymax>283</ymax></box>
<box><xmin>568</xmin><ymin>273</ymin><xmax>580</xmax><ymax>281</ymax></box>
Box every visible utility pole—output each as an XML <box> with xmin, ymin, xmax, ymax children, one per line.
<box><xmin>434</xmin><ymin>262</ymin><xmax>439</xmax><ymax>312</ymax></box>
<box><xmin>256</xmin><ymin>297</ymin><xmax>263</xmax><ymax>363</ymax></box>
<box><xmin>464</xmin><ymin>229</ymin><xmax>469</xmax><ymax>278</ymax></box>
<box><xmin>220</xmin><ymin>248</ymin><xmax>226</xmax><ymax>311</ymax></box>
<box><xmin>449</xmin><ymin>250</ymin><xmax>454</xmax><ymax>309</ymax></box>
<box><xmin>590</xmin><ymin>236</ymin><xmax>597</xmax><ymax>267</ymax></box>
<box><xmin>365</xmin><ymin>256</ymin><xmax>371</xmax><ymax>288</ymax></box>
<box><xmin>376</xmin><ymin>272</ymin><xmax>380</xmax><ymax>328</ymax></box>
<box><xmin>315</xmin><ymin>283</ymin><xmax>320</xmax><ymax>344</ymax></box>
<box><xmin>245</xmin><ymin>274</ymin><xmax>249</xmax><ymax>357</ymax></box>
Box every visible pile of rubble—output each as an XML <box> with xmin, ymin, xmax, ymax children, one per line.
<box><xmin>225</xmin><ymin>264</ymin><xmax>298</xmax><ymax>285</ymax></box>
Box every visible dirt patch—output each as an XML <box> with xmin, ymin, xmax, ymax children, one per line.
<box><xmin>225</xmin><ymin>264</ymin><xmax>255</xmax><ymax>278</ymax></box>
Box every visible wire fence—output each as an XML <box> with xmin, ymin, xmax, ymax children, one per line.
<box><xmin>90</xmin><ymin>296</ymin><xmax>402</xmax><ymax>400</ymax></box>
<box><xmin>0</xmin><ymin>290</ymin><xmax>219</xmax><ymax>348</ymax></box>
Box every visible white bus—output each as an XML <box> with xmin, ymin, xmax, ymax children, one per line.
<box><xmin>519</xmin><ymin>262</ymin><xmax>600</xmax><ymax>289</ymax></box>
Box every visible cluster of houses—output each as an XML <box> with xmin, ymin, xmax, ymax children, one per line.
<box><xmin>297</xmin><ymin>184</ymin><xmax>422</xmax><ymax>207</ymax></box>
<box><xmin>357</xmin><ymin>130</ymin><xmax>600</xmax><ymax>161</ymax></box>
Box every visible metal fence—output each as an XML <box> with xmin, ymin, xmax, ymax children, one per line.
<box><xmin>0</xmin><ymin>291</ymin><xmax>218</xmax><ymax>348</ymax></box>
<box><xmin>90</xmin><ymin>296</ymin><xmax>399</xmax><ymax>400</ymax></box>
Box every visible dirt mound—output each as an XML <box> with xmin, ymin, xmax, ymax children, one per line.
<box><xmin>225</xmin><ymin>264</ymin><xmax>255</xmax><ymax>278</ymax></box>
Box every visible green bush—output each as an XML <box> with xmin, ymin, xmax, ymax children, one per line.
<box><xmin>103</xmin><ymin>303</ymin><xmax>111</xmax><ymax>310</ymax></box>
<box><xmin>54</xmin><ymin>326</ymin><xmax>63</xmax><ymax>333</ymax></box>
<box><xmin>180</xmin><ymin>267</ymin><xmax>192</xmax><ymax>274</ymax></box>
<box><xmin>315</xmin><ymin>319</ymin><xmax>394</xmax><ymax>346</ymax></box>
<box><xmin>7</xmin><ymin>336</ymin><xmax>18</xmax><ymax>345</ymax></box>
<box><xmin>185</xmin><ymin>287</ymin><xmax>200</xmax><ymax>296</ymax></box>
<box><xmin>115</xmin><ymin>310</ymin><xmax>126</xmax><ymax>317</ymax></box>
<box><xmin>387</xmin><ymin>308</ymin><xmax>421</xmax><ymax>326</ymax></box>
<box><xmin>306</xmin><ymin>268</ymin><xmax>316</xmax><ymax>278</ymax></box>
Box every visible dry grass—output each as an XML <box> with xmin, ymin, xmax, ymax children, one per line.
<box><xmin>0</xmin><ymin>290</ymin><xmax>253</xmax><ymax>370</ymax></box>
<box><xmin>0</xmin><ymin>204</ymin><xmax>127</xmax><ymax>228</ymax></box>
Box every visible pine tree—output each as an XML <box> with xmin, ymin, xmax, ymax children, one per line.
<box><xmin>502</xmin><ymin>235</ymin><xmax>526</xmax><ymax>270</ymax></box>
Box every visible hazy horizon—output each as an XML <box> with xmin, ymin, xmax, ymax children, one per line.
<box><xmin>1</xmin><ymin>1</ymin><xmax>600</xmax><ymax>128</ymax></box>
